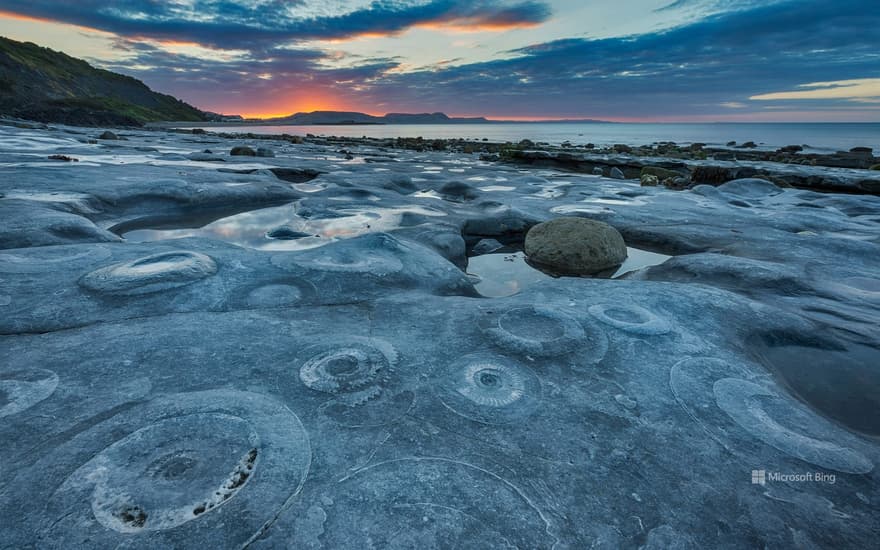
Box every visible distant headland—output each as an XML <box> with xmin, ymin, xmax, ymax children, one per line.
<box><xmin>165</xmin><ymin>111</ymin><xmax>614</xmax><ymax>127</ymax></box>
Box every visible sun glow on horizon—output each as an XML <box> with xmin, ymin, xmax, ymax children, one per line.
<box><xmin>234</xmin><ymin>95</ymin><xmax>361</xmax><ymax>119</ymax></box>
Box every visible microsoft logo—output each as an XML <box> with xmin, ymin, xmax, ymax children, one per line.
<box><xmin>751</xmin><ymin>470</ymin><xmax>766</xmax><ymax>485</ymax></box>
<box><xmin>750</xmin><ymin>469</ymin><xmax>835</xmax><ymax>485</ymax></box>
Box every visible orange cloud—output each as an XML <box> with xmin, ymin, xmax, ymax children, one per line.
<box><xmin>135</xmin><ymin>38</ymin><xmax>204</xmax><ymax>49</ymax></box>
<box><xmin>317</xmin><ymin>13</ymin><xmax>544</xmax><ymax>43</ymax></box>
<box><xmin>318</xmin><ymin>31</ymin><xmax>406</xmax><ymax>44</ymax></box>
<box><xmin>415</xmin><ymin>18</ymin><xmax>544</xmax><ymax>33</ymax></box>
<box><xmin>0</xmin><ymin>9</ymin><xmax>51</xmax><ymax>24</ymax></box>
<box><xmin>0</xmin><ymin>9</ymin><xmax>105</xmax><ymax>35</ymax></box>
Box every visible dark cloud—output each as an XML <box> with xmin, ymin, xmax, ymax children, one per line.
<box><xmin>654</xmin><ymin>0</ymin><xmax>776</xmax><ymax>13</ymax></box>
<box><xmin>348</xmin><ymin>0</ymin><xmax>880</xmax><ymax>117</ymax></box>
<box><xmin>0</xmin><ymin>0</ymin><xmax>551</xmax><ymax>48</ymax></box>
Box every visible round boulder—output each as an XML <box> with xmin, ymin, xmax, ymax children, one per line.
<box><xmin>525</xmin><ymin>217</ymin><xmax>627</xmax><ymax>275</ymax></box>
<box><xmin>230</xmin><ymin>146</ymin><xmax>257</xmax><ymax>156</ymax></box>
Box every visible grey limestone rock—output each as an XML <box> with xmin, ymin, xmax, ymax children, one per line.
<box><xmin>0</xmin><ymin>123</ymin><xmax>878</xmax><ymax>549</ymax></box>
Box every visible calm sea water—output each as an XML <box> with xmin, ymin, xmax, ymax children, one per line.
<box><xmin>203</xmin><ymin>122</ymin><xmax>880</xmax><ymax>153</ymax></box>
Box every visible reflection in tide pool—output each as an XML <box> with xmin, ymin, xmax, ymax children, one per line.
<box><xmin>468</xmin><ymin>248</ymin><xmax>672</xmax><ymax>298</ymax></box>
<box><xmin>467</xmin><ymin>252</ymin><xmax>551</xmax><ymax>298</ymax></box>
<box><xmin>752</xmin><ymin>335</ymin><xmax>880</xmax><ymax>437</ymax></box>
<box><xmin>124</xmin><ymin>203</ymin><xmax>446</xmax><ymax>251</ymax></box>
<box><xmin>124</xmin><ymin>203</ymin><xmax>304</xmax><ymax>250</ymax></box>
<box><xmin>612</xmin><ymin>248</ymin><xmax>672</xmax><ymax>278</ymax></box>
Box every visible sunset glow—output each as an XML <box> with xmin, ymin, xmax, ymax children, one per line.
<box><xmin>0</xmin><ymin>1</ymin><xmax>877</xmax><ymax>121</ymax></box>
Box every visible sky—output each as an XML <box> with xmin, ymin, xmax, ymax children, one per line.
<box><xmin>0</xmin><ymin>0</ymin><xmax>878</xmax><ymax>121</ymax></box>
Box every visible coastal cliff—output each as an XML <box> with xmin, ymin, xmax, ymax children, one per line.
<box><xmin>0</xmin><ymin>36</ymin><xmax>206</xmax><ymax>126</ymax></box>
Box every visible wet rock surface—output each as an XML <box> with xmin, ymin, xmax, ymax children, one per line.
<box><xmin>503</xmin><ymin>148</ymin><xmax>880</xmax><ymax>194</ymax></box>
<box><xmin>1</xmin><ymin>122</ymin><xmax>879</xmax><ymax>549</ymax></box>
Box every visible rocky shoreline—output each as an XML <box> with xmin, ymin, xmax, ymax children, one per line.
<box><xmin>171</xmin><ymin>126</ymin><xmax>880</xmax><ymax>195</ymax></box>
<box><xmin>10</xmin><ymin>117</ymin><xmax>880</xmax><ymax>194</ymax></box>
<box><xmin>1</xmin><ymin>119</ymin><xmax>878</xmax><ymax>549</ymax></box>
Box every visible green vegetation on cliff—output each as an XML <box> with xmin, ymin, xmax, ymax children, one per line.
<box><xmin>0</xmin><ymin>36</ymin><xmax>207</xmax><ymax>126</ymax></box>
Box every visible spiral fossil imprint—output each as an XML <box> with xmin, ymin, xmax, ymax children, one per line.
<box><xmin>670</xmin><ymin>357</ymin><xmax>873</xmax><ymax>474</ymax></box>
<box><xmin>36</xmin><ymin>390</ymin><xmax>310</xmax><ymax>548</ymax></box>
<box><xmin>480</xmin><ymin>305</ymin><xmax>595</xmax><ymax>358</ymax></box>
<box><xmin>436</xmin><ymin>353</ymin><xmax>541</xmax><ymax>425</ymax></box>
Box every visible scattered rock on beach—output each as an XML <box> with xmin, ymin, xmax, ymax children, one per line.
<box><xmin>610</xmin><ymin>167</ymin><xmax>625</xmax><ymax>179</ymax></box>
<box><xmin>230</xmin><ymin>146</ymin><xmax>257</xmax><ymax>156</ymax></box>
<box><xmin>712</xmin><ymin>151</ymin><xmax>736</xmax><ymax>161</ymax></box>
<box><xmin>472</xmin><ymin>238</ymin><xmax>505</xmax><ymax>255</ymax></box>
<box><xmin>438</xmin><ymin>181</ymin><xmax>480</xmax><ymax>202</ymax></box>
<box><xmin>691</xmin><ymin>165</ymin><xmax>735</xmax><ymax>185</ymax></box>
<box><xmin>462</xmin><ymin>203</ymin><xmax>538</xmax><ymax>239</ymax></box>
<box><xmin>256</xmin><ymin>147</ymin><xmax>275</xmax><ymax>157</ymax></box>
<box><xmin>188</xmin><ymin>151</ymin><xmax>225</xmax><ymax>162</ymax></box>
<box><xmin>525</xmin><ymin>217</ymin><xmax>627</xmax><ymax>275</ymax></box>
<box><xmin>98</xmin><ymin>130</ymin><xmax>118</xmax><ymax>140</ymax></box>
<box><xmin>641</xmin><ymin>166</ymin><xmax>682</xmax><ymax>182</ymax></box>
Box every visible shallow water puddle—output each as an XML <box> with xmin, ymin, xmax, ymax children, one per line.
<box><xmin>123</xmin><ymin>203</ymin><xmax>444</xmax><ymax>251</ymax></box>
<box><xmin>123</xmin><ymin>203</ymin><xmax>302</xmax><ymax>249</ymax></box>
<box><xmin>613</xmin><ymin>248</ymin><xmax>672</xmax><ymax>277</ymax></box>
<box><xmin>412</xmin><ymin>190</ymin><xmax>445</xmax><ymax>200</ymax></box>
<box><xmin>467</xmin><ymin>252</ymin><xmax>551</xmax><ymax>298</ymax></box>
<box><xmin>468</xmin><ymin>248</ymin><xmax>672</xmax><ymax>297</ymax></box>
<box><xmin>752</xmin><ymin>336</ymin><xmax>880</xmax><ymax>437</ymax></box>
<box><xmin>582</xmin><ymin>197</ymin><xmax>649</xmax><ymax>206</ymax></box>
<box><xmin>549</xmin><ymin>204</ymin><xmax>614</xmax><ymax>216</ymax></box>
<box><xmin>478</xmin><ymin>185</ymin><xmax>516</xmax><ymax>192</ymax></box>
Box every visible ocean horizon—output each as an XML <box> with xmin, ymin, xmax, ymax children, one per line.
<box><xmin>202</xmin><ymin>122</ymin><xmax>880</xmax><ymax>153</ymax></box>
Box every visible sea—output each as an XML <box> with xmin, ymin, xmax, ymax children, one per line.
<box><xmin>200</xmin><ymin>122</ymin><xmax>880</xmax><ymax>154</ymax></box>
